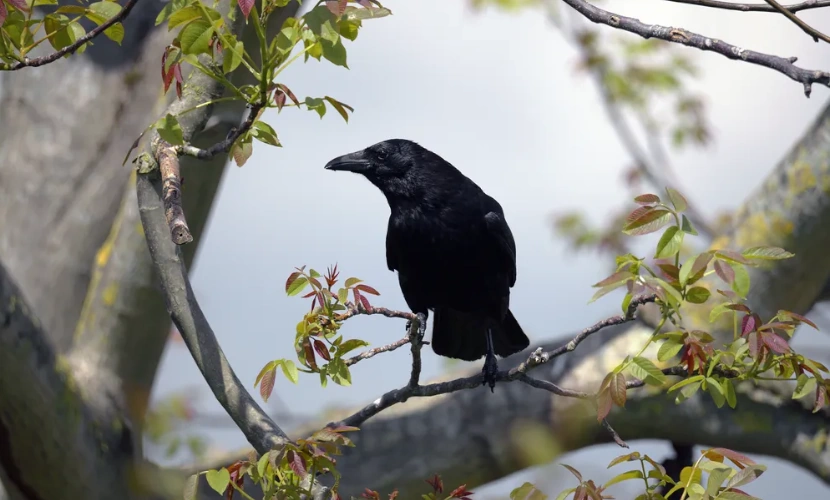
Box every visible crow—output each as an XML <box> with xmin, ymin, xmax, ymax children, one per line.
<box><xmin>324</xmin><ymin>139</ymin><xmax>529</xmax><ymax>390</ymax></box>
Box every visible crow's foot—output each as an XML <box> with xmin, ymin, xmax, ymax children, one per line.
<box><xmin>406</xmin><ymin>312</ymin><xmax>428</xmax><ymax>344</ymax></box>
<box><xmin>481</xmin><ymin>352</ymin><xmax>498</xmax><ymax>393</ymax></box>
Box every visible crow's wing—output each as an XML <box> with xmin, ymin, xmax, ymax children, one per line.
<box><xmin>483</xmin><ymin>208</ymin><xmax>517</xmax><ymax>288</ymax></box>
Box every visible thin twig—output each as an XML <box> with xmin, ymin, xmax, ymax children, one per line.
<box><xmin>176</xmin><ymin>104</ymin><xmax>264</xmax><ymax>160</ymax></box>
<box><xmin>564</xmin><ymin>0</ymin><xmax>830</xmax><ymax>96</ymax></box>
<box><xmin>337</xmin><ymin>302</ymin><xmax>415</xmax><ymax>322</ymax></box>
<box><xmin>665</xmin><ymin>0</ymin><xmax>830</xmax><ymax>13</ymax></box>
<box><xmin>764</xmin><ymin>0</ymin><xmax>830</xmax><ymax>43</ymax></box>
<box><xmin>602</xmin><ymin>418</ymin><xmax>629</xmax><ymax>448</ymax></box>
<box><xmin>1</xmin><ymin>0</ymin><xmax>139</xmax><ymax>71</ymax></box>
<box><xmin>332</xmin><ymin>295</ymin><xmax>659</xmax><ymax>429</ymax></box>
<box><xmin>345</xmin><ymin>337</ymin><xmax>411</xmax><ymax>366</ymax></box>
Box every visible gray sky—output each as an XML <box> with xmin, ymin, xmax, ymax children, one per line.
<box><xmin>151</xmin><ymin>1</ymin><xmax>830</xmax><ymax>497</ymax></box>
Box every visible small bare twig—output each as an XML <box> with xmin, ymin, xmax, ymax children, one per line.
<box><xmin>157</xmin><ymin>143</ymin><xmax>192</xmax><ymax>245</ymax></box>
<box><xmin>665</xmin><ymin>0</ymin><xmax>830</xmax><ymax>13</ymax></box>
<box><xmin>345</xmin><ymin>337</ymin><xmax>411</xmax><ymax>366</ymax></box>
<box><xmin>602</xmin><ymin>418</ymin><xmax>629</xmax><ymax>448</ymax></box>
<box><xmin>337</xmin><ymin>302</ymin><xmax>415</xmax><ymax>322</ymax></box>
<box><xmin>763</xmin><ymin>0</ymin><xmax>830</xmax><ymax>43</ymax></box>
<box><xmin>563</xmin><ymin>0</ymin><xmax>830</xmax><ymax>96</ymax></box>
<box><xmin>0</xmin><ymin>0</ymin><xmax>139</xmax><ymax>71</ymax></box>
<box><xmin>176</xmin><ymin>104</ymin><xmax>264</xmax><ymax>160</ymax></box>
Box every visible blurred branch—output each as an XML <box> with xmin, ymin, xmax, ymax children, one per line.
<box><xmin>764</xmin><ymin>0</ymin><xmax>830</xmax><ymax>43</ymax></box>
<box><xmin>665</xmin><ymin>0</ymin><xmax>830</xmax><ymax>13</ymax></box>
<box><xmin>562</xmin><ymin>0</ymin><xmax>830</xmax><ymax>96</ymax></box>
<box><xmin>0</xmin><ymin>0</ymin><xmax>139</xmax><ymax>71</ymax></box>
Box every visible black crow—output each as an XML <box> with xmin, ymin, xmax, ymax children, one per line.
<box><xmin>324</xmin><ymin>139</ymin><xmax>529</xmax><ymax>390</ymax></box>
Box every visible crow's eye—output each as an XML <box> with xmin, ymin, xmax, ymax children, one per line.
<box><xmin>376</xmin><ymin>150</ymin><xmax>388</xmax><ymax>160</ymax></box>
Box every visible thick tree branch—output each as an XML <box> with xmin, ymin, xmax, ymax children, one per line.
<box><xmin>564</xmin><ymin>0</ymin><xmax>830</xmax><ymax>96</ymax></box>
<box><xmin>1</xmin><ymin>0</ymin><xmax>140</xmax><ymax>71</ymax></box>
<box><xmin>136</xmin><ymin>172</ymin><xmax>289</xmax><ymax>453</ymax></box>
<box><xmin>0</xmin><ymin>261</ymin><xmax>141</xmax><ymax>500</ymax></box>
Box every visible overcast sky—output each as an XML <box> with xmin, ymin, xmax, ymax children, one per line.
<box><xmin>151</xmin><ymin>1</ymin><xmax>830</xmax><ymax>497</ymax></box>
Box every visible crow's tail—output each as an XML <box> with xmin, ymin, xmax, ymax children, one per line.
<box><xmin>431</xmin><ymin>307</ymin><xmax>529</xmax><ymax>361</ymax></box>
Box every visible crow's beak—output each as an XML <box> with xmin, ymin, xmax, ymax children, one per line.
<box><xmin>324</xmin><ymin>151</ymin><xmax>371</xmax><ymax>173</ymax></box>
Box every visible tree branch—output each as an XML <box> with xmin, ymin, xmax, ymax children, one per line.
<box><xmin>563</xmin><ymin>0</ymin><xmax>830</xmax><ymax>96</ymax></box>
<box><xmin>665</xmin><ymin>0</ymin><xmax>830</xmax><ymax>13</ymax></box>
<box><xmin>764</xmin><ymin>0</ymin><xmax>830</xmax><ymax>43</ymax></box>
<box><xmin>0</xmin><ymin>0</ymin><xmax>140</xmax><ymax>71</ymax></box>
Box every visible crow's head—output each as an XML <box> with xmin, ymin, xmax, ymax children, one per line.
<box><xmin>324</xmin><ymin>139</ymin><xmax>425</xmax><ymax>183</ymax></box>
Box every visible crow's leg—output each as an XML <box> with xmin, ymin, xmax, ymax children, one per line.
<box><xmin>482</xmin><ymin>327</ymin><xmax>498</xmax><ymax>392</ymax></box>
<box><xmin>405</xmin><ymin>311</ymin><xmax>429</xmax><ymax>343</ymax></box>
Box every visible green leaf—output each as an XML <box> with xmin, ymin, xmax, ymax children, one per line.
<box><xmin>86</xmin><ymin>1</ymin><xmax>121</xmax><ymax>21</ymax></box>
<box><xmin>286</xmin><ymin>277</ymin><xmax>309</xmax><ymax>296</ymax></box>
<box><xmin>510</xmin><ymin>482</ymin><xmax>548</xmax><ymax>500</ymax></box>
<box><xmin>205</xmin><ymin>468</ymin><xmax>230</xmax><ymax>495</ymax></box>
<box><xmin>336</xmin><ymin>338</ymin><xmax>369</xmax><ymax>357</ymax></box>
<box><xmin>626</xmin><ymin>356</ymin><xmax>666</xmax><ymax>386</ymax></box>
<box><xmin>706</xmin><ymin>377</ymin><xmax>726</xmax><ymax>408</ymax></box>
<box><xmin>686</xmin><ymin>286</ymin><xmax>711</xmax><ymax>304</ymax></box>
<box><xmin>254</xmin><ymin>360</ymin><xmax>277</xmax><ymax>387</ymax></box>
<box><xmin>167</xmin><ymin>5</ymin><xmax>202</xmax><ymax>30</ymax></box>
<box><xmin>680</xmin><ymin>214</ymin><xmax>698</xmax><ymax>235</ymax></box>
<box><xmin>741</xmin><ymin>246</ymin><xmax>795</xmax><ymax>260</ymax></box>
<box><xmin>705</xmin><ymin>465</ymin><xmax>733</xmax><ymax>496</ymax></box>
<box><xmin>223</xmin><ymin>39</ymin><xmax>244</xmax><ymax>74</ymax></box>
<box><xmin>179</xmin><ymin>19</ymin><xmax>214</xmax><ymax>55</ymax></box>
<box><xmin>305</xmin><ymin>97</ymin><xmax>327</xmax><ymax>118</ymax></box>
<box><xmin>322</xmin><ymin>36</ymin><xmax>348</xmax><ymax>67</ymax></box>
<box><xmin>657</xmin><ymin>339</ymin><xmax>684</xmax><ymax>362</ymax></box>
<box><xmin>281</xmin><ymin>359</ymin><xmax>300</xmax><ymax>384</ymax></box>
<box><xmin>724</xmin><ymin>378</ymin><xmax>737</xmax><ymax>408</ymax></box>
<box><xmin>655</xmin><ymin>226</ymin><xmax>684</xmax><ymax>259</ymax></box>
<box><xmin>251</xmin><ymin>121</ymin><xmax>281</xmax><ymax>147</ymax></box>
<box><xmin>730</xmin><ymin>262</ymin><xmax>750</xmax><ymax>298</ymax></box>
<box><xmin>155</xmin><ymin>113</ymin><xmax>184</xmax><ymax>145</ymax></box>
<box><xmin>183</xmin><ymin>473</ymin><xmax>199</xmax><ymax>500</ymax></box>
<box><xmin>324</xmin><ymin>96</ymin><xmax>354</xmax><ymax>122</ymax></box>
<box><xmin>344</xmin><ymin>5</ymin><xmax>392</xmax><ymax>20</ymax></box>
<box><xmin>44</xmin><ymin>14</ymin><xmax>85</xmax><ymax>53</ymax></box>
<box><xmin>679</xmin><ymin>252</ymin><xmax>712</xmax><ymax>286</ymax></box>
<box><xmin>603</xmin><ymin>469</ymin><xmax>644</xmax><ymax>488</ymax></box>
<box><xmin>553</xmin><ymin>489</ymin><xmax>576</xmax><ymax>500</ymax></box>
<box><xmin>725</xmin><ymin>464</ymin><xmax>766</xmax><ymax>489</ymax></box>
<box><xmin>230</xmin><ymin>132</ymin><xmax>253</xmax><ymax>167</ymax></box>
<box><xmin>668</xmin><ymin>374</ymin><xmax>704</xmax><ymax>393</ymax></box>
<box><xmin>793</xmin><ymin>374</ymin><xmax>817</xmax><ymax>400</ymax></box>
<box><xmin>304</xmin><ymin>5</ymin><xmax>336</xmax><ymax>35</ymax></box>
<box><xmin>339</xmin><ymin>18</ymin><xmax>360</xmax><ymax>40</ymax></box>
<box><xmin>666</xmin><ymin>187</ymin><xmax>688</xmax><ymax>212</ymax></box>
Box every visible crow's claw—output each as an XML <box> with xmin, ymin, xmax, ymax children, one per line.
<box><xmin>415</xmin><ymin>312</ymin><xmax>427</xmax><ymax>343</ymax></box>
<box><xmin>482</xmin><ymin>352</ymin><xmax>498</xmax><ymax>392</ymax></box>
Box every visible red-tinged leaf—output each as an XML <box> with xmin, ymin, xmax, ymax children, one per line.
<box><xmin>355</xmin><ymin>283</ymin><xmax>380</xmax><ymax>295</ymax></box>
<box><xmin>741</xmin><ymin>314</ymin><xmax>758</xmax><ymax>336</ymax></box>
<box><xmin>326</xmin><ymin>0</ymin><xmax>348</xmax><ymax>16</ymax></box>
<box><xmin>561</xmin><ymin>463</ymin><xmax>583</xmax><ymax>482</ymax></box>
<box><xmin>779</xmin><ymin>310</ymin><xmax>819</xmax><ymax>330</ymax></box>
<box><xmin>714</xmin><ymin>260</ymin><xmax>735</xmax><ymax>284</ymax></box>
<box><xmin>657</xmin><ymin>263</ymin><xmax>679</xmax><ymax>280</ymax></box>
<box><xmin>237</xmin><ymin>0</ymin><xmax>254</xmax><ymax>19</ymax></box>
<box><xmin>716</xmin><ymin>250</ymin><xmax>752</xmax><ymax>265</ymax></box>
<box><xmin>592</xmin><ymin>270</ymin><xmax>634</xmax><ymax>288</ymax></box>
<box><xmin>161</xmin><ymin>49</ymin><xmax>174</xmax><ymax>94</ymax></box>
<box><xmin>274</xmin><ymin>89</ymin><xmax>287</xmax><ymax>111</ymax></box>
<box><xmin>173</xmin><ymin>63</ymin><xmax>183</xmax><ymax>98</ymax></box>
<box><xmin>388</xmin><ymin>491</ymin><xmax>399</xmax><ymax>500</ymax></box>
<box><xmin>313</xmin><ymin>339</ymin><xmax>332</xmax><ymax>361</ymax></box>
<box><xmin>425</xmin><ymin>474</ymin><xmax>444</xmax><ymax>493</ymax></box>
<box><xmin>573</xmin><ymin>484</ymin><xmax>587</xmax><ymax>500</ymax></box>
<box><xmin>286</xmin><ymin>450</ymin><xmax>307</xmax><ymax>478</ymax></box>
<box><xmin>726</xmin><ymin>303</ymin><xmax>751</xmax><ymax>313</ymax></box>
<box><xmin>353</xmin><ymin>288</ymin><xmax>372</xmax><ymax>310</ymax></box>
<box><xmin>327</xmin><ymin>424</ymin><xmax>360</xmax><ymax>433</ymax></box>
<box><xmin>6</xmin><ymin>0</ymin><xmax>29</xmax><ymax>12</ymax></box>
<box><xmin>610</xmin><ymin>372</ymin><xmax>627</xmax><ymax>407</ymax></box>
<box><xmin>634</xmin><ymin>194</ymin><xmax>660</xmax><ymax>205</ymax></box>
<box><xmin>361</xmin><ymin>489</ymin><xmax>380</xmax><ymax>500</ymax></box>
<box><xmin>625</xmin><ymin>206</ymin><xmax>652</xmax><ymax>223</ymax></box>
<box><xmin>747</xmin><ymin>332</ymin><xmax>760</xmax><ymax>358</ymax></box>
<box><xmin>285</xmin><ymin>271</ymin><xmax>302</xmax><ymax>293</ymax></box>
<box><xmin>301</xmin><ymin>291</ymin><xmax>316</xmax><ymax>299</ymax></box>
<box><xmin>259</xmin><ymin>367</ymin><xmax>276</xmax><ymax>402</ymax></box>
<box><xmin>596</xmin><ymin>388</ymin><xmax>612</xmax><ymax>421</ymax></box>
<box><xmin>622</xmin><ymin>208</ymin><xmax>673</xmax><ymax>236</ymax></box>
<box><xmin>449</xmin><ymin>485</ymin><xmax>473</xmax><ymax>498</ymax></box>
<box><xmin>813</xmin><ymin>386</ymin><xmax>826</xmax><ymax>412</ymax></box>
<box><xmin>302</xmin><ymin>339</ymin><xmax>318</xmax><ymax>371</ymax></box>
<box><xmin>278</xmin><ymin>83</ymin><xmax>300</xmax><ymax>106</ymax></box>
<box><xmin>761</xmin><ymin>332</ymin><xmax>790</xmax><ymax>354</ymax></box>
<box><xmin>707</xmin><ymin>447</ymin><xmax>755</xmax><ymax>467</ymax></box>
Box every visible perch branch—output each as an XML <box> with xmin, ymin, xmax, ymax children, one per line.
<box><xmin>157</xmin><ymin>143</ymin><xmax>192</xmax><ymax>245</ymax></box>
<box><xmin>0</xmin><ymin>0</ymin><xmax>139</xmax><ymax>71</ymax></box>
<box><xmin>176</xmin><ymin>104</ymin><xmax>264</xmax><ymax>160</ymax></box>
<box><xmin>564</xmin><ymin>0</ymin><xmax>830</xmax><ymax>96</ymax></box>
<box><xmin>763</xmin><ymin>0</ymin><xmax>830</xmax><ymax>43</ymax></box>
